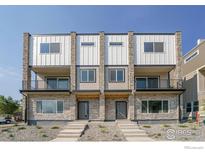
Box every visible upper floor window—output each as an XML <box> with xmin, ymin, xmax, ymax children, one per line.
<box><xmin>36</xmin><ymin>100</ymin><xmax>63</xmax><ymax>114</ymax></box>
<box><xmin>136</xmin><ymin>77</ymin><xmax>159</xmax><ymax>89</ymax></box>
<box><xmin>47</xmin><ymin>77</ymin><xmax>69</xmax><ymax>89</ymax></box>
<box><xmin>184</xmin><ymin>51</ymin><xmax>199</xmax><ymax>63</ymax></box>
<box><xmin>109</xmin><ymin>42</ymin><xmax>123</xmax><ymax>46</ymax></box>
<box><xmin>144</xmin><ymin>42</ymin><xmax>164</xmax><ymax>52</ymax></box>
<box><xmin>109</xmin><ymin>68</ymin><xmax>125</xmax><ymax>82</ymax></box>
<box><xmin>80</xmin><ymin>69</ymin><xmax>96</xmax><ymax>83</ymax></box>
<box><xmin>40</xmin><ymin>43</ymin><xmax>60</xmax><ymax>53</ymax></box>
<box><xmin>81</xmin><ymin>42</ymin><xmax>95</xmax><ymax>46</ymax></box>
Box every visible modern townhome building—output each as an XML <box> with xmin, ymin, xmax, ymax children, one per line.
<box><xmin>20</xmin><ymin>31</ymin><xmax>184</xmax><ymax>125</ymax></box>
<box><xmin>182</xmin><ymin>39</ymin><xmax>205</xmax><ymax>120</ymax></box>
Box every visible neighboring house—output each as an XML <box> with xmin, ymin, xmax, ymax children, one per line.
<box><xmin>20</xmin><ymin>31</ymin><xmax>184</xmax><ymax>125</ymax></box>
<box><xmin>182</xmin><ymin>39</ymin><xmax>205</xmax><ymax>120</ymax></box>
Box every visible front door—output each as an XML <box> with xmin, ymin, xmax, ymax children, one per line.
<box><xmin>78</xmin><ymin>101</ymin><xmax>89</xmax><ymax>120</ymax></box>
<box><xmin>116</xmin><ymin>101</ymin><xmax>127</xmax><ymax>119</ymax></box>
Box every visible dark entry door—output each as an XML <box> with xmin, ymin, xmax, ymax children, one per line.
<box><xmin>78</xmin><ymin>101</ymin><xmax>89</xmax><ymax>120</ymax></box>
<box><xmin>116</xmin><ymin>101</ymin><xmax>127</xmax><ymax>119</ymax></box>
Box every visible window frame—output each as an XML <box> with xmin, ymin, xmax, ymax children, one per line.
<box><xmin>109</xmin><ymin>42</ymin><xmax>123</xmax><ymax>46</ymax></box>
<box><xmin>184</xmin><ymin>50</ymin><xmax>199</xmax><ymax>63</ymax></box>
<box><xmin>46</xmin><ymin>77</ymin><xmax>69</xmax><ymax>89</ymax></box>
<box><xmin>80</xmin><ymin>69</ymin><xmax>96</xmax><ymax>83</ymax></box>
<box><xmin>193</xmin><ymin>101</ymin><xmax>199</xmax><ymax>112</ymax></box>
<box><xmin>135</xmin><ymin>76</ymin><xmax>160</xmax><ymax>89</ymax></box>
<box><xmin>36</xmin><ymin>100</ymin><xmax>64</xmax><ymax>114</ymax></box>
<box><xmin>186</xmin><ymin>102</ymin><xmax>192</xmax><ymax>113</ymax></box>
<box><xmin>144</xmin><ymin>42</ymin><xmax>164</xmax><ymax>53</ymax></box>
<box><xmin>141</xmin><ymin>99</ymin><xmax>169</xmax><ymax>114</ymax></box>
<box><xmin>40</xmin><ymin>43</ymin><xmax>61</xmax><ymax>54</ymax></box>
<box><xmin>109</xmin><ymin>68</ymin><xmax>125</xmax><ymax>83</ymax></box>
<box><xmin>81</xmin><ymin>42</ymin><xmax>95</xmax><ymax>46</ymax></box>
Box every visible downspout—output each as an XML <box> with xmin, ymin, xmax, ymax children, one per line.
<box><xmin>178</xmin><ymin>93</ymin><xmax>182</xmax><ymax>123</ymax></box>
<box><xmin>21</xmin><ymin>92</ymin><xmax>27</xmax><ymax>124</ymax></box>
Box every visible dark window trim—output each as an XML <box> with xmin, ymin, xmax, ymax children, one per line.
<box><xmin>144</xmin><ymin>42</ymin><xmax>164</xmax><ymax>53</ymax></box>
<box><xmin>108</xmin><ymin>68</ymin><xmax>125</xmax><ymax>83</ymax></box>
<box><xmin>81</xmin><ymin>42</ymin><xmax>95</xmax><ymax>46</ymax></box>
<box><xmin>109</xmin><ymin>42</ymin><xmax>123</xmax><ymax>46</ymax></box>
<box><xmin>80</xmin><ymin>69</ymin><xmax>96</xmax><ymax>83</ymax></box>
<box><xmin>40</xmin><ymin>43</ymin><xmax>61</xmax><ymax>54</ymax></box>
<box><xmin>141</xmin><ymin>100</ymin><xmax>169</xmax><ymax>113</ymax></box>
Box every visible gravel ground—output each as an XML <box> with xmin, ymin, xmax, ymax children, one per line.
<box><xmin>79</xmin><ymin>122</ymin><xmax>126</xmax><ymax>141</ymax></box>
<box><xmin>139</xmin><ymin>122</ymin><xmax>205</xmax><ymax>141</ymax></box>
<box><xmin>0</xmin><ymin>124</ymin><xmax>62</xmax><ymax>141</ymax></box>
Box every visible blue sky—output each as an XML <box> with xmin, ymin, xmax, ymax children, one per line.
<box><xmin>0</xmin><ymin>5</ymin><xmax>205</xmax><ymax>100</ymax></box>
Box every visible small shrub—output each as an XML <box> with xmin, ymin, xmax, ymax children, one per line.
<box><xmin>9</xmin><ymin>134</ymin><xmax>14</xmax><ymax>138</ymax></box>
<box><xmin>143</xmin><ymin>125</ymin><xmax>151</xmax><ymax>128</ymax></box>
<box><xmin>1</xmin><ymin>128</ymin><xmax>10</xmax><ymax>132</ymax></box>
<box><xmin>163</xmin><ymin>124</ymin><xmax>171</xmax><ymax>128</ymax></box>
<box><xmin>178</xmin><ymin>124</ymin><xmax>188</xmax><ymax>128</ymax></box>
<box><xmin>157</xmin><ymin>133</ymin><xmax>161</xmax><ymax>137</ymax></box>
<box><xmin>18</xmin><ymin>127</ymin><xmax>26</xmax><ymax>130</ymax></box>
<box><xmin>42</xmin><ymin>134</ymin><xmax>48</xmax><ymax>138</ymax></box>
<box><xmin>51</xmin><ymin>126</ymin><xmax>59</xmax><ymax>129</ymax></box>
<box><xmin>100</xmin><ymin>127</ymin><xmax>109</xmax><ymax>133</ymax></box>
<box><xmin>36</xmin><ymin>126</ymin><xmax>42</xmax><ymax>129</ymax></box>
<box><xmin>98</xmin><ymin>125</ymin><xmax>106</xmax><ymax>129</ymax></box>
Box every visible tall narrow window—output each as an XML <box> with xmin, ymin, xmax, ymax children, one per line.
<box><xmin>193</xmin><ymin>101</ymin><xmax>199</xmax><ymax>112</ymax></box>
<box><xmin>141</xmin><ymin>101</ymin><xmax>148</xmax><ymax>113</ymax></box>
<box><xmin>163</xmin><ymin>101</ymin><xmax>169</xmax><ymax>113</ymax></box>
<box><xmin>186</xmin><ymin>102</ymin><xmax>192</xmax><ymax>112</ymax></box>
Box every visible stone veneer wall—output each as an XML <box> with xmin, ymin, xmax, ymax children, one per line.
<box><xmin>28</xmin><ymin>94</ymin><xmax>75</xmax><ymax>121</ymax></box>
<box><xmin>135</xmin><ymin>93</ymin><xmax>178</xmax><ymax>121</ymax></box>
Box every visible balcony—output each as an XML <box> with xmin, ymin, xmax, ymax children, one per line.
<box><xmin>135</xmin><ymin>78</ymin><xmax>184</xmax><ymax>91</ymax></box>
<box><xmin>22</xmin><ymin>79</ymin><xmax>70</xmax><ymax>91</ymax></box>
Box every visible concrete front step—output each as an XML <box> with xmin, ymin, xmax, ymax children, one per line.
<box><xmin>60</xmin><ymin>129</ymin><xmax>83</xmax><ymax>133</ymax></box>
<box><xmin>120</xmin><ymin>129</ymin><xmax>145</xmax><ymax>133</ymax></box>
<box><xmin>57</xmin><ymin>133</ymin><xmax>81</xmax><ymax>137</ymax></box>
<box><xmin>52</xmin><ymin>138</ymin><xmax>78</xmax><ymax>141</ymax></box>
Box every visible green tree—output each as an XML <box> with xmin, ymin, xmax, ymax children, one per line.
<box><xmin>0</xmin><ymin>95</ymin><xmax>19</xmax><ymax>115</ymax></box>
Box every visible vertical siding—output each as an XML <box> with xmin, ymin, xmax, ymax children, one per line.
<box><xmin>29</xmin><ymin>35</ymin><xmax>71</xmax><ymax>66</ymax></box>
<box><xmin>76</xmin><ymin>35</ymin><xmax>100</xmax><ymax>65</ymax></box>
<box><xmin>134</xmin><ymin>35</ymin><xmax>176</xmax><ymax>65</ymax></box>
<box><xmin>105</xmin><ymin>35</ymin><xmax>129</xmax><ymax>65</ymax></box>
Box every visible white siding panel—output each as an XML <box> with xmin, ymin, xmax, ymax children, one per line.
<box><xmin>134</xmin><ymin>35</ymin><xmax>176</xmax><ymax>65</ymax></box>
<box><xmin>29</xmin><ymin>35</ymin><xmax>71</xmax><ymax>66</ymax></box>
<box><xmin>77</xmin><ymin>35</ymin><xmax>100</xmax><ymax>65</ymax></box>
<box><xmin>105</xmin><ymin>35</ymin><xmax>129</xmax><ymax>65</ymax></box>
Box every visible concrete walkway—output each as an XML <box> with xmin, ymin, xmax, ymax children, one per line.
<box><xmin>117</xmin><ymin>121</ymin><xmax>154</xmax><ymax>141</ymax></box>
<box><xmin>51</xmin><ymin>121</ymin><xmax>88</xmax><ymax>142</ymax></box>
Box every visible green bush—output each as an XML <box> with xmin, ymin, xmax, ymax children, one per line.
<box><xmin>51</xmin><ymin>126</ymin><xmax>59</xmax><ymax>129</ymax></box>
<box><xmin>42</xmin><ymin>134</ymin><xmax>48</xmax><ymax>137</ymax></box>
<box><xmin>18</xmin><ymin>127</ymin><xmax>26</xmax><ymax>130</ymax></box>
<box><xmin>143</xmin><ymin>125</ymin><xmax>151</xmax><ymax>128</ymax></box>
<box><xmin>36</xmin><ymin>126</ymin><xmax>42</xmax><ymax>129</ymax></box>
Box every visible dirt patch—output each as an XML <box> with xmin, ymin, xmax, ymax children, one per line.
<box><xmin>79</xmin><ymin>122</ymin><xmax>126</xmax><ymax>141</ymax></box>
<box><xmin>0</xmin><ymin>124</ymin><xmax>62</xmax><ymax>141</ymax></box>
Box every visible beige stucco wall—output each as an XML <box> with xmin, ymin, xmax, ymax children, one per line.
<box><xmin>28</xmin><ymin>94</ymin><xmax>75</xmax><ymax>121</ymax></box>
<box><xmin>134</xmin><ymin>93</ymin><xmax>179</xmax><ymax>120</ymax></box>
<box><xmin>76</xmin><ymin>66</ymin><xmax>100</xmax><ymax>90</ymax></box>
<box><xmin>105</xmin><ymin>66</ymin><xmax>129</xmax><ymax>90</ymax></box>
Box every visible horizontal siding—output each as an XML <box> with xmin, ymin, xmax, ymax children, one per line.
<box><xmin>134</xmin><ymin>35</ymin><xmax>176</xmax><ymax>65</ymax></box>
<box><xmin>76</xmin><ymin>35</ymin><xmax>100</xmax><ymax>65</ymax></box>
<box><xmin>105</xmin><ymin>35</ymin><xmax>128</xmax><ymax>65</ymax></box>
<box><xmin>29</xmin><ymin>35</ymin><xmax>71</xmax><ymax>66</ymax></box>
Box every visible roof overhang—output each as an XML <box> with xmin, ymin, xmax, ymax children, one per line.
<box><xmin>104</xmin><ymin>89</ymin><xmax>132</xmax><ymax>98</ymax></box>
<box><xmin>135</xmin><ymin>88</ymin><xmax>185</xmax><ymax>94</ymax></box>
<box><xmin>30</xmin><ymin>66</ymin><xmax>70</xmax><ymax>75</ymax></box>
<box><xmin>19</xmin><ymin>89</ymin><xmax>71</xmax><ymax>95</ymax></box>
<box><xmin>134</xmin><ymin>65</ymin><xmax>175</xmax><ymax>74</ymax></box>
<box><xmin>73</xmin><ymin>90</ymin><xmax>100</xmax><ymax>99</ymax></box>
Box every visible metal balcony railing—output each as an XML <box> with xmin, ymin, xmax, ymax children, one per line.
<box><xmin>135</xmin><ymin>79</ymin><xmax>183</xmax><ymax>90</ymax></box>
<box><xmin>22</xmin><ymin>80</ymin><xmax>70</xmax><ymax>90</ymax></box>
